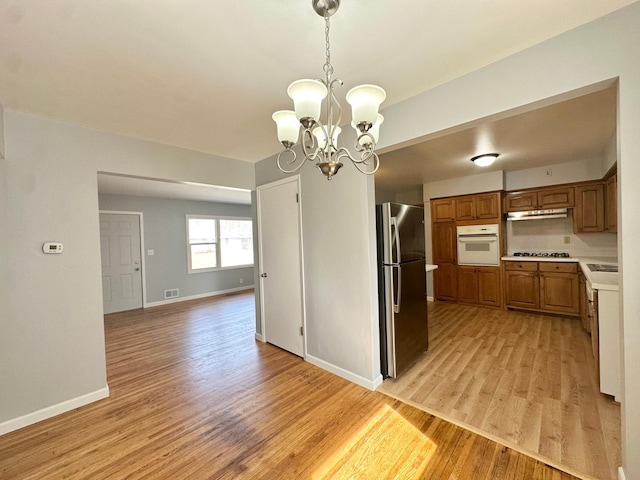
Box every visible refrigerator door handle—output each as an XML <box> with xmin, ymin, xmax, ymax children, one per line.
<box><xmin>394</xmin><ymin>264</ymin><xmax>402</xmax><ymax>314</ymax></box>
<box><xmin>391</xmin><ymin>216</ymin><xmax>401</xmax><ymax>265</ymax></box>
<box><xmin>390</xmin><ymin>216</ymin><xmax>402</xmax><ymax>313</ymax></box>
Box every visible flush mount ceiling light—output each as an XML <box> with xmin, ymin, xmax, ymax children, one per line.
<box><xmin>272</xmin><ymin>0</ymin><xmax>386</xmax><ymax>180</ymax></box>
<box><xmin>470</xmin><ymin>153</ymin><xmax>499</xmax><ymax>167</ymax></box>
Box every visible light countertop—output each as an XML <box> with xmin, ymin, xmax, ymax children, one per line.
<box><xmin>501</xmin><ymin>255</ymin><xmax>618</xmax><ymax>291</ymax></box>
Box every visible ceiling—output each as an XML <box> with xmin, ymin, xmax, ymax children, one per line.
<box><xmin>375</xmin><ymin>85</ymin><xmax>618</xmax><ymax>191</ymax></box>
<box><xmin>0</xmin><ymin>0</ymin><xmax>632</xmax><ymax>199</ymax></box>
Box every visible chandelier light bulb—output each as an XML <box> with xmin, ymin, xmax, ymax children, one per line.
<box><xmin>287</xmin><ymin>79</ymin><xmax>328</xmax><ymax>125</ymax></box>
<box><xmin>346</xmin><ymin>85</ymin><xmax>386</xmax><ymax>129</ymax></box>
<box><xmin>313</xmin><ymin>125</ymin><xmax>341</xmax><ymax>150</ymax></box>
<box><xmin>353</xmin><ymin>114</ymin><xmax>384</xmax><ymax>145</ymax></box>
<box><xmin>272</xmin><ymin>110</ymin><xmax>300</xmax><ymax>145</ymax></box>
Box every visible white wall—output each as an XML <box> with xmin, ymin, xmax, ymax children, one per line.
<box><xmin>256</xmin><ymin>140</ymin><xmax>382</xmax><ymax>389</ymax></box>
<box><xmin>505</xmin><ymin>157</ymin><xmax>603</xmax><ymax>190</ymax></box>
<box><xmin>374</xmin><ymin>188</ymin><xmax>396</xmax><ymax>204</ymax></box>
<box><xmin>424</xmin><ymin>170</ymin><xmax>504</xmax><ymax>201</ymax></box>
<box><xmin>378</xmin><ymin>4</ymin><xmax>640</xmax><ymax>477</ymax></box>
<box><xmin>395</xmin><ymin>188</ymin><xmax>423</xmax><ymax>205</ymax></box>
<box><xmin>98</xmin><ymin>194</ymin><xmax>254</xmax><ymax>304</ymax></box>
<box><xmin>0</xmin><ymin>111</ymin><xmax>254</xmax><ymax>434</ymax></box>
<box><xmin>506</xmin><ymin>212</ymin><xmax>617</xmax><ymax>257</ymax></box>
<box><xmin>603</xmin><ymin>135</ymin><xmax>618</xmax><ymax>174</ymax></box>
<box><xmin>0</xmin><ymin>102</ymin><xmax>5</xmax><ymax>159</ymax></box>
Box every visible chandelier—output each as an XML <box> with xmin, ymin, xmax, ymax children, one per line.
<box><xmin>272</xmin><ymin>0</ymin><xmax>386</xmax><ymax>180</ymax></box>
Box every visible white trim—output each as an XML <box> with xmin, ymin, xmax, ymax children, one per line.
<box><xmin>306</xmin><ymin>354</ymin><xmax>384</xmax><ymax>391</ymax></box>
<box><xmin>99</xmin><ymin>210</ymin><xmax>146</xmax><ymax>309</ymax></box>
<box><xmin>145</xmin><ymin>285</ymin><xmax>254</xmax><ymax>308</ymax></box>
<box><xmin>427</xmin><ymin>295</ymin><xmax>435</xmax><ymax>302</ymax></box>
<box><xmin>0</xmin><ymin>386</ymin><xmax>109</xmax><ymax>436</ymax></box>
<box><xmin>254</xmin><ymin>332</ymin><xmax>264</xmax><ymax>342</ymax></box>
<box><xmin>618</xmin><ymin>466</ymin><xmax>626</xmax><ymax>480</ymax></box>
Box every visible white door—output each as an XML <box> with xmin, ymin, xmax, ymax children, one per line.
<box><xmin>100</xmin><ymin>213</ymin><xmax>143</xmax><ymax>314</ymax></box>
<box><xmin>257</xmin><ymin>177</ymin><xmax>305</xmax><ymax>357</ymax></box>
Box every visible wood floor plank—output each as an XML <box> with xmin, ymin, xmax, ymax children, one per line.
<box><xmin>379</xmin><ymin>301</ymin><xmax>620</xmax><ymax>480</ymax></box>
<box><xmin>0</xmin><ymin>292</ymin><xmax>581</xmax><ymax>480</ymax></box>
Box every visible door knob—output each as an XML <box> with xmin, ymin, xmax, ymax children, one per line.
<box><xmin>261</xmin><ymin>273</ymin><xmax>268</xmax><ymax>278</ymax></box>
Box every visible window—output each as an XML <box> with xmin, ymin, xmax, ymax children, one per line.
<box><xmin>187</xmin><ymin>215</ymin><xmax>253</xmax><ymax>273</ymax></box>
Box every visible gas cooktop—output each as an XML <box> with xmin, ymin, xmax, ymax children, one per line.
<box><xmin>513</xmin><ymin>252</ymin><xmax>571</xmax><ymax>258</ymax></box>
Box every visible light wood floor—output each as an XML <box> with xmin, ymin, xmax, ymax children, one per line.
<box><xmin>379</xmin><ymin>301</ymin><xmax>621</xmax><ymax>480</ymax></box>
<box><xmin>0</xmin><ymin>292</ymin><xmax>580</xmax><ymax>479</ymax></box>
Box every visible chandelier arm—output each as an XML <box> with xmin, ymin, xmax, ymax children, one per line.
<box><xmin>300</xmin><ymin>127</ymin><xmax>323</xmax><ymax>162</ymax></box>
<box><xmin>352</xmin><ymin>151</ymin><xmax>380</xmax><ymax>175</ymax></box>
<box><xmin>334</xmin><ymin>147</ymin><xmax>379</xmax><ymax>175</ymax></box>
<box><xmin>334</xmin><ymin>147</ymin><xmax>356</xmax><ymax>163</ymax></box>
<box><xmin>276</xmin><ymin>148</ymin><xmax>307</xmax><ymax>174</ymax></box>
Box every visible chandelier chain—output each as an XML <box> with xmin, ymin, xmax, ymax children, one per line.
<box><xmin>322</xmin><ymin>13</ymin><xmax>333</xmax><ymax>79</ymax></box>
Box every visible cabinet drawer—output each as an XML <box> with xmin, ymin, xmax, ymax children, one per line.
<box><xmin>539</xmin><ymin>262</ymin><xmax>577</xmax><ymax>273</ymax></box>
<box><xmin>504</xmin><ymin>261</ymin><xmax>538</xmax><ymax>271</ymax></box>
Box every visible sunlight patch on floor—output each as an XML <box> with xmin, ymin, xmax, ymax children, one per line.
<box><xmin>312</xmin><ymin>404</ymin><xmax>437</xmax><ymax>479</ymax></box>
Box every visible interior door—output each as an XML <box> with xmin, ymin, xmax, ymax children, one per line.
<box><xmin>257</xmin><ymin>177</ymin><xmax>304</xmax><ymax>357</ymax></box>
<box><xmin>100</xmin><ymin>213</ymin><xmax>143</xmax><ymax>314</ymax></box>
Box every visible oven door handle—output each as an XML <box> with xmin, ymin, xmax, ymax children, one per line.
<box><xmin>458</xmin><ymin>237</ymin><xmax>498</xmax><ymax>243</ymax></box>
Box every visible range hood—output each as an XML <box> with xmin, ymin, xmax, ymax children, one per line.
<box><xmin>506</xmin><ymin>208</ymin><xmax>568</xmax><ymax>221</ymax></box>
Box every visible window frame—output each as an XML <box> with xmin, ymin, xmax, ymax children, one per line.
<box><xmin>186</xmin><ymin>214</ymin><xmax>254</xmax><ymax>274</ymax></box>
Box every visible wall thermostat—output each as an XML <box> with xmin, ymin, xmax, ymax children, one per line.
<box><xmin>43</xmin><ymin>242</ymin><xmax>64</xmax><ymax>254</ymax></box>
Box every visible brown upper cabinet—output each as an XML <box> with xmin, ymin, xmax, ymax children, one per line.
<box><xmin>574</xmin><ymin>182</ymin><xmax>605</xmax><ymax>233</ymax></box>
<box><xmin>504</xmin><ymin>185</ymin><xmax>574</xmax><ymax>212</ymax></box>
<box><xmin>605</xmin><ymin>174</ymin><xmax>617</xmax><ymax>233</ymax></box>
<box><xmin>455</xmin><ymin>192</ymin><xmax>501</xmax><ymax>221</ymax></box>
<box><xmin>431</xmin><ymin>198</ymin><xmax>456</xmax><ymax>222</ymax></box>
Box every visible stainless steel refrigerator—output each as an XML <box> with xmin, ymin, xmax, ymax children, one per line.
<box><xmin>376</xmin><ymin>203</ymin><xmax>428</xmax><ymax>378</ymax></box>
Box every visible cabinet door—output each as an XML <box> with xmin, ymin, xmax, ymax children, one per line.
<box><xmin>537</xmin><ymin>186</ymin><xmax>575</xmax><ymax>209</ymax></box>
<box><xmin>505</xmin><ymin>270</ymin><xmax>540</xmax><ymax>309</ymax></box>
<box><xmin>504</xmin><ymin>191</ymin><xmax>537</xmax><ymax>212</ymax></box>
<box><xmin>455</xmin><ymin>197</ymin><xmax>476</xmax><ymax>221</ymax></box>
<box><xmin>540</xmin><ymin>272</ymin><xmax>579</xmax><ymax>314</ymax></box>
<box><xmin>579</xmin><ymin>273</ymin><xmax>590</xmax><ymax>333</ymax></box>
<box><xmin>574</xmin><ymin>183</ymin><xmax>605</xmax><ymax>233</ymax></box>
<box><xmin>434</xmin><ymin>263</ymin><xmax>457</xmax><ymax>302</ymax></box>
<box><xmin>457</xmin><ymin>266</ymin><xmax>478</xmax><ymax>304</ymax></box>
<box><xmin>432</xmin><ymin>221</ymin><xmax>456</xmax><ymax>263</ymax></box>
<box><xmin>431</xmin><ymin>198</ymin><xmax>456</xmax><ymax>222</ymax></box>
<box><xmin>477</xmin><ymin>267</ymin><xmax>501</xmax><ymax>307</ymax></box>
<box><xmin>475</xmin><ymin>193</ymin><xmax>500</xmax><ymax>219</ymax></box>
<box><xmin>605</xmin><ymin>174</ymin><xmax>617</xmax><ymax>233</ymax></box>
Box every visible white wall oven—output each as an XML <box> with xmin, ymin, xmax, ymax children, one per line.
<box><xmin>456</xmin><ymin>224</ymin><xmax>500</xmax><ymax>266</ymax></box>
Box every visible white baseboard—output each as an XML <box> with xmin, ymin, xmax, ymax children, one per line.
<box><xmin>427</xmin><ymin>295</ymin><xmax>435</xmax><ymax>302</ymax></box>
<box><xmin>0</xmin><ymin>386</ymin><xmax>110</xmax><ymax>436</ymax></box>
<box><xmin>618</xmin><ymin>466</ymin><xmax>626</xmax><ymax>480</ymax></box>
<box><xmin>145</xmin><ymin>286</ymin><xmax>254</xmax><ymax>308</ymax></box>
<box><xmin>306</xmin><ymin>354</ymin><xmax>383</xmax><ymax>391</ymax></box>
<box><xmin>255</xmin><ymin>332</ymin><xmax>264</xmax><ymax>342</ymax></box>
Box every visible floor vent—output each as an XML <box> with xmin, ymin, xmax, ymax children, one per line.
<box><xmin>164</xmin><ymin>289</ymin><xmax>179</xmax><ymax>299</ymax></box>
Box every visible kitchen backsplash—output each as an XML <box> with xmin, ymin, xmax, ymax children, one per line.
<box><xmin>506</xmin><ymin>211</ymin><xmax>618</xmax><ymax>258</ymax></box>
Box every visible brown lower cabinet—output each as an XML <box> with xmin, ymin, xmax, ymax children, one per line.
<box><xmin>504</xmin><ymin>261</ymin><xmax>579</xmax><ymax>316</ymax></box>
<box><xmin>434</xmin><ymin>263</ymin><xmax>457</xmax><ymax>301</ymax></box>
<box><xmin>457</xmin><ymin>266</ymin><xmax>502</xmax><ymax>307</ymax></box>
